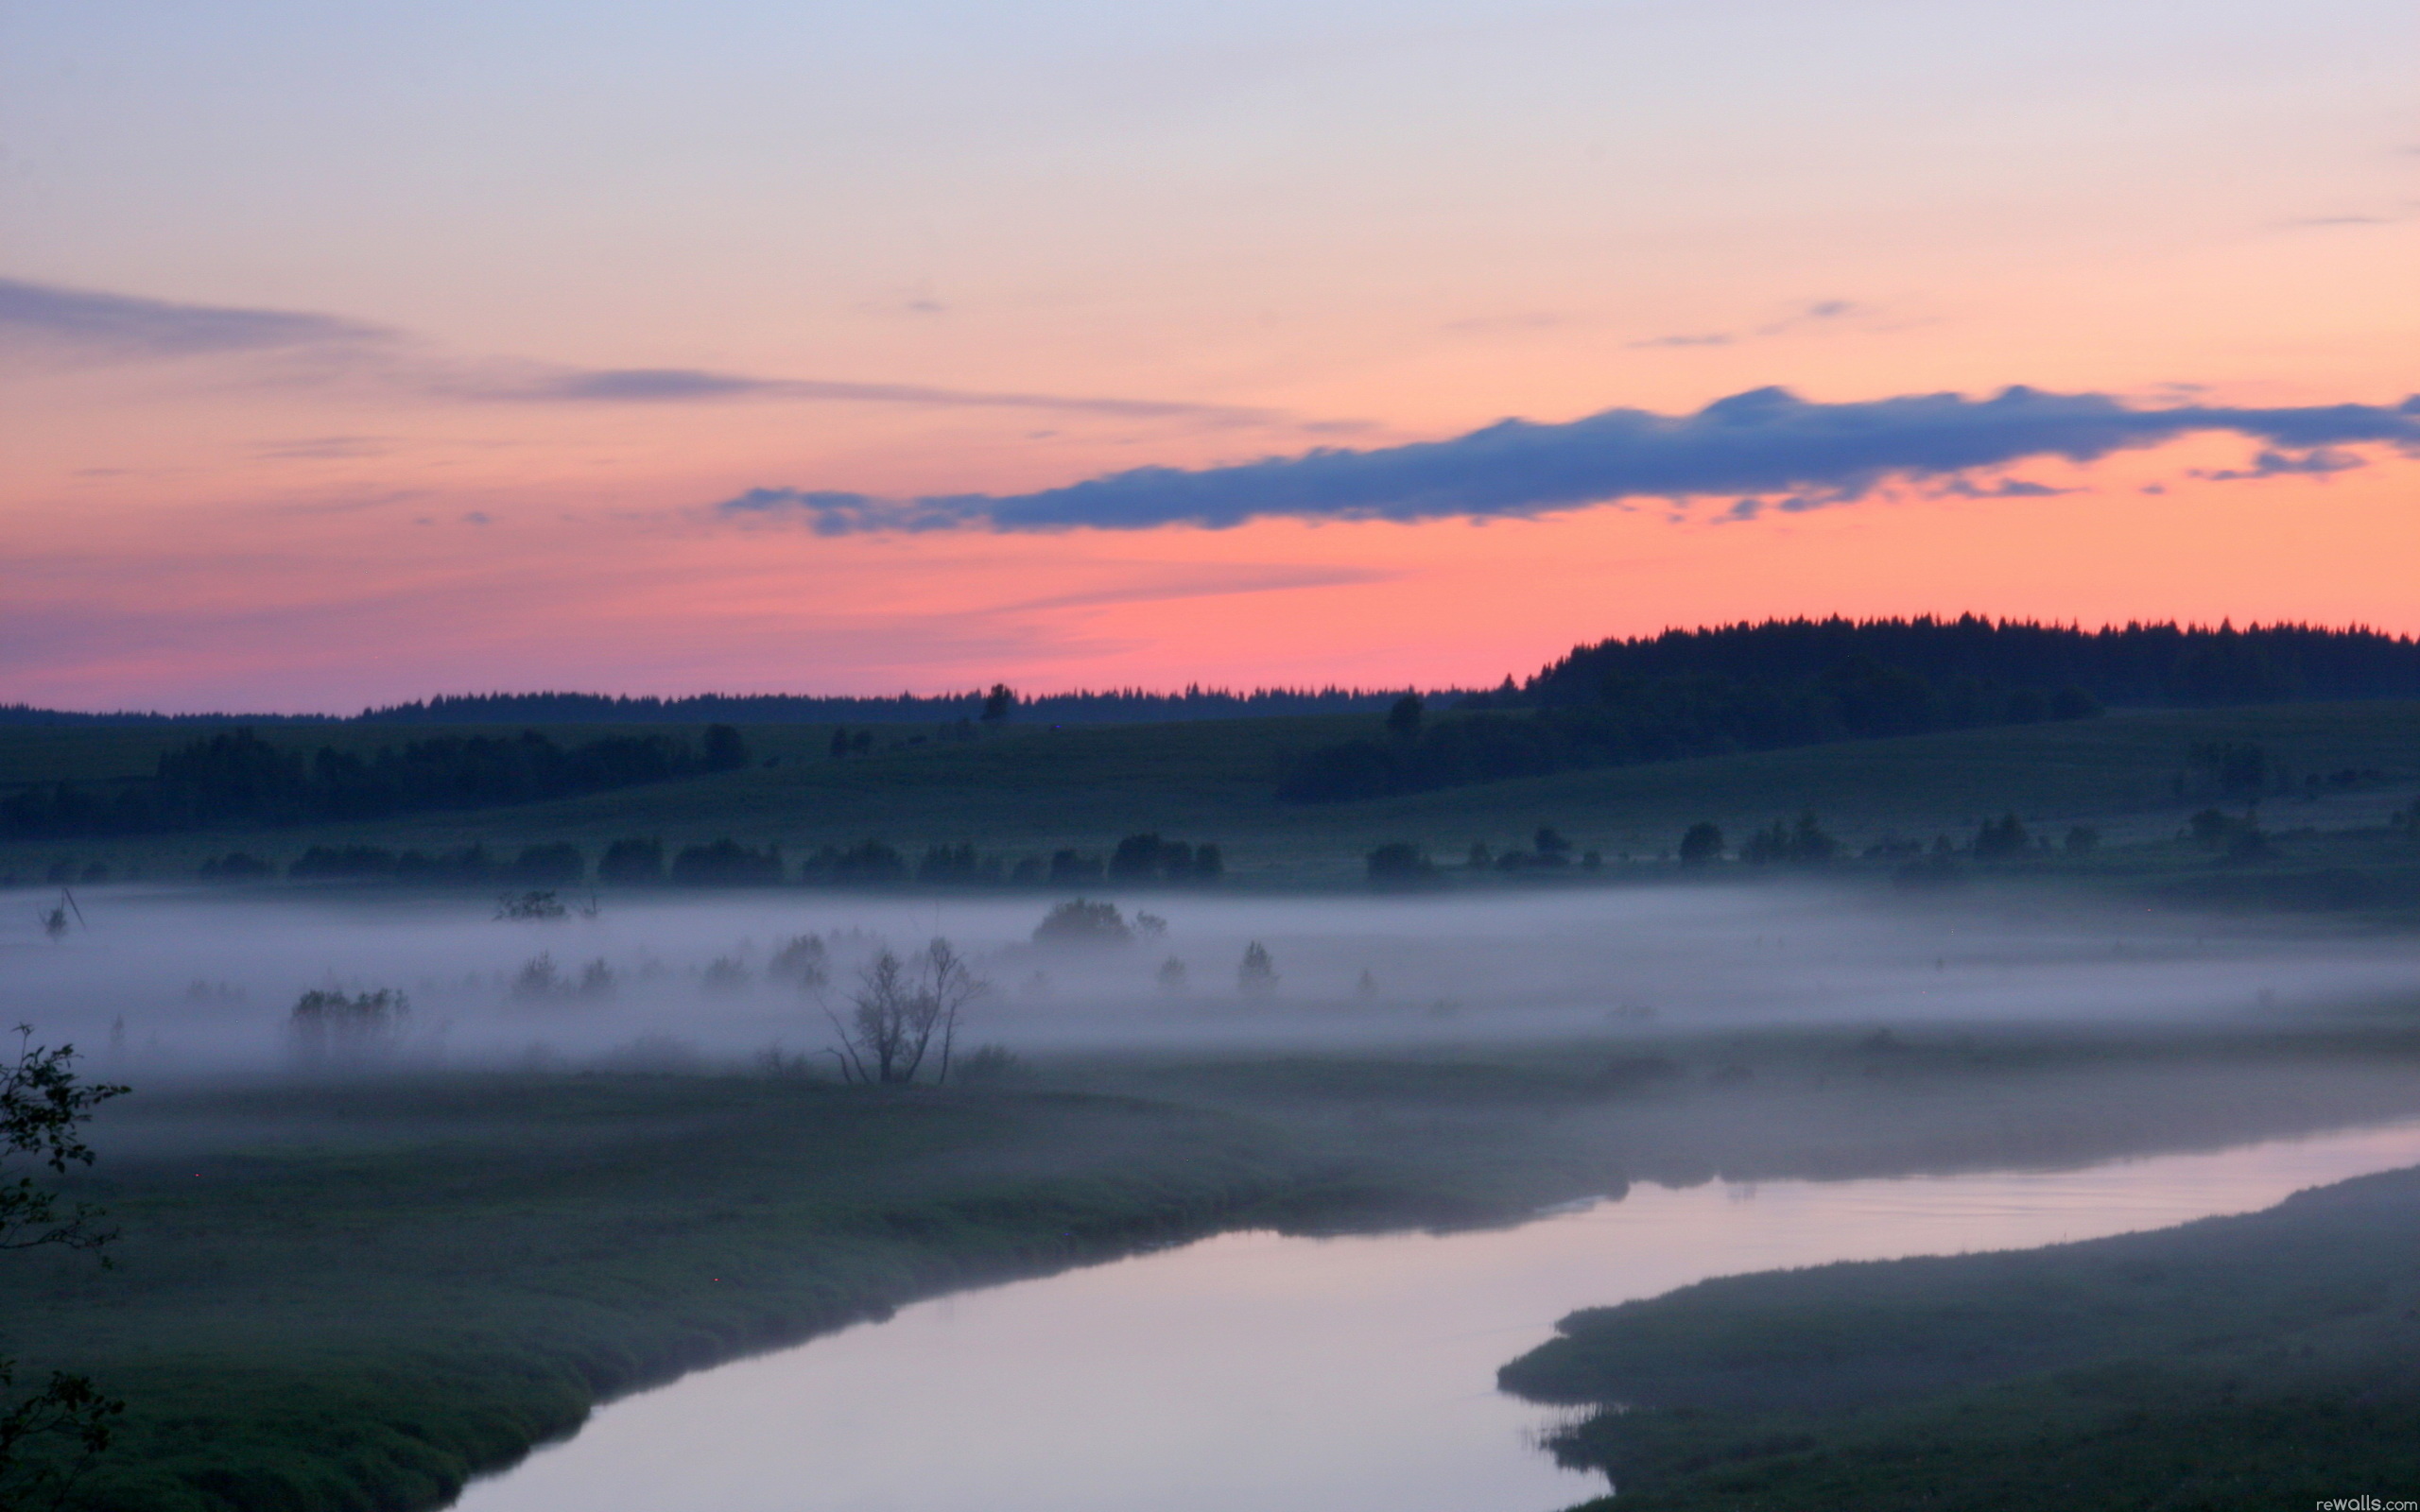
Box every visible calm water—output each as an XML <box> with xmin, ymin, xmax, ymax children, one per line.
<box><xmin>451</xmin><ymin>1120</ymin><xmax>2420</xmax><ymax>1512</ymax></box>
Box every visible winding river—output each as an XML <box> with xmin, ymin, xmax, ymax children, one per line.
<box><xmin>450</xmin><ymin>1118</ymin><xmax>2420</xmax><ymax>1512</ymax></box>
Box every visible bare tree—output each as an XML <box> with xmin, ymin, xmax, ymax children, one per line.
<box><xmin>821</xmin><ymin>938</ymin><xmax>985</xmax><ymax>1085</ymax></box>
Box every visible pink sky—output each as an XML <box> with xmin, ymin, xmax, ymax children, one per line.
<box><xmin>4</xmin><ymin>1</ymin><xmax>2415</xmax><ymax>711</ymax></box>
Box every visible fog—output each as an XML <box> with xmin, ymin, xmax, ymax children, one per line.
<box><xmin>8</xmin><ymin>880</ymin><xmax>2417</xmax><ymax>1082</ymax></box>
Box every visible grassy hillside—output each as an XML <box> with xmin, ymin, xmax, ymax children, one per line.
<box><xmin>26</xmin><ymin>1024</ymin><xmax>2420</xmax><ymax>1510</ymax></box>
<box><xmin>4</xmin><ymin>702</ymin><xmax>2416</xmax><ymax>887</ymax></box>
<box><xmin>1504</xmin><ymin>1160</ymin><xmax>2420</xmax><ymax>1511</ymax></box>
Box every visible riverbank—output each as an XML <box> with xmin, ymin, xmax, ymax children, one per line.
<box><xmin>1504</xmin><ymin>1160</ymin><xmax>2420</xmax><ymax>1510</ymax></box>
<box><xmin>24</xmin><ymin>1022</ymin><xmax>2420</xmax><ymax>1509</ymax></box>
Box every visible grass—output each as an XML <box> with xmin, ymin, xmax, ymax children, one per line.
<box><xmin>1502</xmin><ymin>1160</ymin><xmax>2420</xmax><ymax>1511</ymax></box>
<box><xmin>6</xmin><ymin>701</ymin><xmax>2419</xmax><ymax>889</ymax></box>
<box><xmin>21</xmin><ymin>1022</ymin><xmax>2420</xmax><ymax>1509</ymax></box>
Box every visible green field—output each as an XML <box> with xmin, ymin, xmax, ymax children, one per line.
<box><xmin>9</xmin><ymin>701</ymin><xmax>2420</xmax><ymax>1509</ymax></box>
<box><xmin>24</xmin><ymin>1024</ymin><xmax>2420</xmax><ymax>1510</ymax></box>
<box><xmin>8</xmin><ymin>701</ymin><xmax>2419</xmax><ymax>891</ymax></box>
<box><xmin>1503</xmin><ymin>1157</ymin><xmax>2420</xmax><ymax>1511</ymax></box>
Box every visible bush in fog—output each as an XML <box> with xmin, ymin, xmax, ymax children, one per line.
<box><xmin>510</xmin><ymin>954</ymin><xmax>563</xmax><ymax>1001</ymax></box>
<box><xmin>768</xmin><ymin>935</ymin><xmax>830</xmax><ymax>989</ymax></box>
<box><xmin>1033</xmin><ymin>899</ymin><xmax>1132</xmax><ymax>946</ymax></box>
<box><xmin>1048</xmin><ymin>850</ymin><xmax>1104</xmax><ymax>884</ymax></box>
<box><xmin>1973</xmin><ymin>814</ymin><xmax>2031</xmax><ymax>861</ymax></box>
<box><xmin>505</xmin><ymin>843</ymin><xmax>584</xmax><ymax>885</ymax></box>
<box><xmin>669</xmin><ymin>838</ymin><xmax>784</xmax><ymax>885</ymax></box>
<box><xmin>289</xmin><ymin>988</ymin><xmax>409</xmax><ymax>1065</ymax></box>
<box><xmin>823</xmin><ymin>938</ymin><xmax>984</xmax><ymax>1085</ymax></box>
<box><xmin>1742</xmin><ymin>813</ymin><xmax>1838</xmax><ymax>865</ymax></box>
<box><xmin>1366</xmin><ymin>842</ymin><xmax>1433</xmax><ymax>883</ymax></box>
<box><xmin>914</xmin><ymin>843</ymin><xmax>998</xmax><ymax>885</ymax></box>
<box><xmin>954</xmin><ymin>1043</ymin><xmax>1022</xmax><ymax>1084</ymax></box>
<box><xmin>1237</xmin><ymin>941</ymin><xmax>1279</xmax><ymax>999</ymax></box>
<box><xmin>1107</xmin><ymin>833</ymin><xmax>1223</xmax><ymax>883</ymax></box>
<box><xmin>1678</xmin><ymin>822</ymin><xmax>1724</xmax><ymax>865</ymax></box>
<box><xmin>197</xmin><ymin>851</ymin><xmax>273</xmax><ymax>880</ymax></box>
<box><xmin>701</xmin><ymin>956</ymin><xmax>752</xmax><ymax>993</ymax></box>
<box><xmin>494</xmin><ymin>889</ymin><xmax>568</xmax><ymax>921</ymax></box>
<box><xmin>1156</xmin><ymin>956</ymin><xmax>1188</xmax><ymax>994</ymax></box>
<box><xmin>804</xmin><ymin>840</ymin><xmax>908</xmax><ymax>885</ymax></box>
<box><xmin>597</xmin><ymin>837</ymin><xmax>665</xmax><ymax>883</ymax></box>
<box><xmin>288</xmin><ymin>845</ymin><xmax>399</xmax><ymax>880</ymax></box>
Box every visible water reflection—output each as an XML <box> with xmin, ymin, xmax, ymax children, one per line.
<box><xmin>453</xmin><ymin>1120</ymin><xmax>2420</xmax><ymax>1512</ymax></box>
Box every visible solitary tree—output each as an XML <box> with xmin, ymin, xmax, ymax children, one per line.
<box><xmin>1385</xmin><ymin>694</ymin><xmax>1424</xmax><ymax>739</ymax></box>
<box><xmin>981</xmin><ymin>684</ymin><xmax>1017</xmax><ymax>724</ymax></box>
<box><xmin>1</xmin><ymin>1026</ymin><xmax>130</xmax><ymax>1498</ymax></box>
<box><xmin>1678</xmin><ymin>822</ymin><xmax>1724</xmax><ymax>865</ymax></box>
<box><xmin>822</xmin><ymin>939</ymin><xmax>985</xmax><ymax>1084</ymax></box>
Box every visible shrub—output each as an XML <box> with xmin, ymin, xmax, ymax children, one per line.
<box><xmin>597</xmin><ymin>837</ymin><xmax>665</xmax><ymax>883</ymax></box>
<box><xmin>669</xmin><ymin>838</ymin><xmax>784</xmax><ymax>885</ymax></box>
<box><xmin>1237</xmin><ymin>941</ymin><xmax>1279</xmax><ymax>999</ymax></box>
<box><xmin>1366</xmin><ymin>842</ymin><xmax>1433</xmax><ymax>883</ymax></box>
<box><xmin>1033</xmin><ymin>899</ymin><xmax>1131</xmax><ymax>946</ymax></box>
<box><xmin>1678</xmin><ymin>822</ymin><xmax>1724</xmax><ymax>866</ymax></box>
<box><xmin>505</xmin><ymin>842</ymin><xmax>584</xmax><ymax>885</ymax></box>
<box><xmin>287</xmin><ymin>845</ymin><xmax>399</xmax><ymax>879</ymax></box>
<box><xmin>198</xmin><ymin>851</ymin><xmax>273</xmax><ymax>880</ymax></box>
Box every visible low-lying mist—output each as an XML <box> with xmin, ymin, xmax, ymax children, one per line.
<box><xmin>9</xmin><ymin>880</ymin><xmax>2417</xmax><ymax>1086</ymax></box>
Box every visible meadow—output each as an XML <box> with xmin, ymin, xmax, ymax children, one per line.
<box><xmin>6</xmin><ymin>699</ymin><xmax>2419</xmax><ymax>900</ymax></box>
<box><xmin>6</xmin><ymin>699</ymin><xmax>2420</xmax><ymax>1509</ymax></box>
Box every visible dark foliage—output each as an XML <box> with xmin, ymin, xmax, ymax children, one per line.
<box><xmin>504</xmin><ymin>844</ymin><xmax>584</xmax><ymax>885</ymax></box>
<box><xmin>912</xmin><ymin>843</ymin><xmax>999</xmax><ymax>885</ymax></box>
<box><xmin>3</xmin><ymin>727</ymin><xmax>729</xmax><ymax>840</ymax></box>
<box><xmin>1106</xmin><ymin>833</ymin><xmax>1223</xmax><ymax>883</ymax></box>
<box><xmin>803</xmin><ymin>840</ymin><xmax>910</xmax><ymax>885</ymax></box>
<box><xmin>1677</xmin><ymin>822</ymin><xmax>1724</xmax><ymax>865</ymax></box>
<box><xmin>1515</xmin><ymin>615</ymin><xmax>2420</xmax><ymax>710</ymax></box>
<box><xmin>1031</xmin><ymin>899</ymin><xmax>1132</xmax><ymax>946</ymax></box>
<box><xmin>667</xmin><ymin>839</ymin><xmax>784</xmax><ymax>885</ymax></box>
<box><xmin>1282</xmin><ymin>654</ymin><xmax>2097</xmax><ymax>802</ymax></box>
<box><xmin>1741</xmin><ymin>813</ymin><xmax>1839</xmax><ymax>865</ymax></box>
<box><xmin>596</xmin><ymin>837</ymin><xmax>665</xmax><ymax>883</ymax></box>
<box><xmin>1048</xmin><ymin>850</ymin><xmax>1104</xmax><ymax>884</ymax></box>
<box><xmin>195</xmin><ymin>851</ymin><xmax>272</xmax><ymax>881</ymax></box>
<box><xmin>1971</xmin><ymin>813</ymin><xmax>2031</xmax><ymax>861</ymax></box>
<box><xmin>1287</xmin><ymin>616</ymin><xmax>2416</xmax><ymax>802</ymax></box>
<box><xmin>1365</xmin><ymin>842</ymin><xmax>1434</xmax><ymax>883</ymax></box>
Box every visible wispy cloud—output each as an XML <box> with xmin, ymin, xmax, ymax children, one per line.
<box><xmin>487</xmin><ymin>365</ymin><xmax>1278</xmax><ymax>421</ymax></box>
<box><xmin>1628</xmin><ymin>298</ymin><xmax>1865</xmax><ymax>352</ymax></box>
<box><xmin>0</xmin><ymin>277</ymin><xmax>392</xmax><ymax>359</ymax></box>
<box><xmin>0</xmin><ymin>276</ymin><xmax>1284</xmax><ymax>424</ymax></box>
<box><xmin>712</xmin><ymin>385</ymin><xmax>2420</xmax><ymax>535</ymax></box>
<box><xmin>2191</xmin><ymin>447</ymin><xmax>2369</xmax><ymax>482</ymax></box>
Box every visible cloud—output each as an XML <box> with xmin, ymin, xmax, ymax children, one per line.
<box><xmin>2191</xmin><ymin>447</ymin><xmax>2369</xmax><ymax>482</ymax></box>
<box><xmin>1630</xmin><ymin>298</ymin><xmax>1864</xmax><ymax>352</ymax></box>
<box><xmin>0</xmin><ymin>277</ymin><xmax>393</xmax><ymax>360</ymax></box>
<box><xmin>0</xmin><ymin>276</ymin><xmax>1286</xmax><ymax>425</ymax></box>
<box><xmin>493</xmin><ymin>366</ymin><xmax>1277</xmax><ymax>422</ymax></box>
<box><xmin>712</xmin><ymin>385</ymin><xmax>2420</xmax><ymax>534</ymax></box>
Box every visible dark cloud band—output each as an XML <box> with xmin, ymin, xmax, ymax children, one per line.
<box><xmin>717</xmin><ymin>385</ymin><xmax>2420</xmax><ymax>534</ymax></box>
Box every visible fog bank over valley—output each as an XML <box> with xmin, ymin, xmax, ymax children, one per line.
<box><xmin>9</xmin><ymin>882</ymin><xmax>2416</xmax><ymax>1082</ymax></box>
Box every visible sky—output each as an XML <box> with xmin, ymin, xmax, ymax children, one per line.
<box><xmin>3</xmin><ymin>0</ymin><xmax>2415</xmax><ymax>712</ymax></box>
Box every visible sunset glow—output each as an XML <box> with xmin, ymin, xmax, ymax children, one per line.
<box><xmin>6</xmin><ymin>0</ymin><xmax>2415</xmax><ymax>710</ymax></box>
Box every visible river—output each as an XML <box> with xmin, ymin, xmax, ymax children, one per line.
<box><xmin>450</xmin><ymin>1118</ymin><xmax>2420</xmax><ymax>1512</ymax></box>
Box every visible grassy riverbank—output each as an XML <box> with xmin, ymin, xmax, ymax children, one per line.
<box><xmin>1504</xmin><ymin>1160</ymin><xmax>2420</xmax><ymax>1511</ymax></box>
<box><xmin>25</xmin><ymin>1022</ymin><xmax>2420</xmax><ymax>1509</ymax></box>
